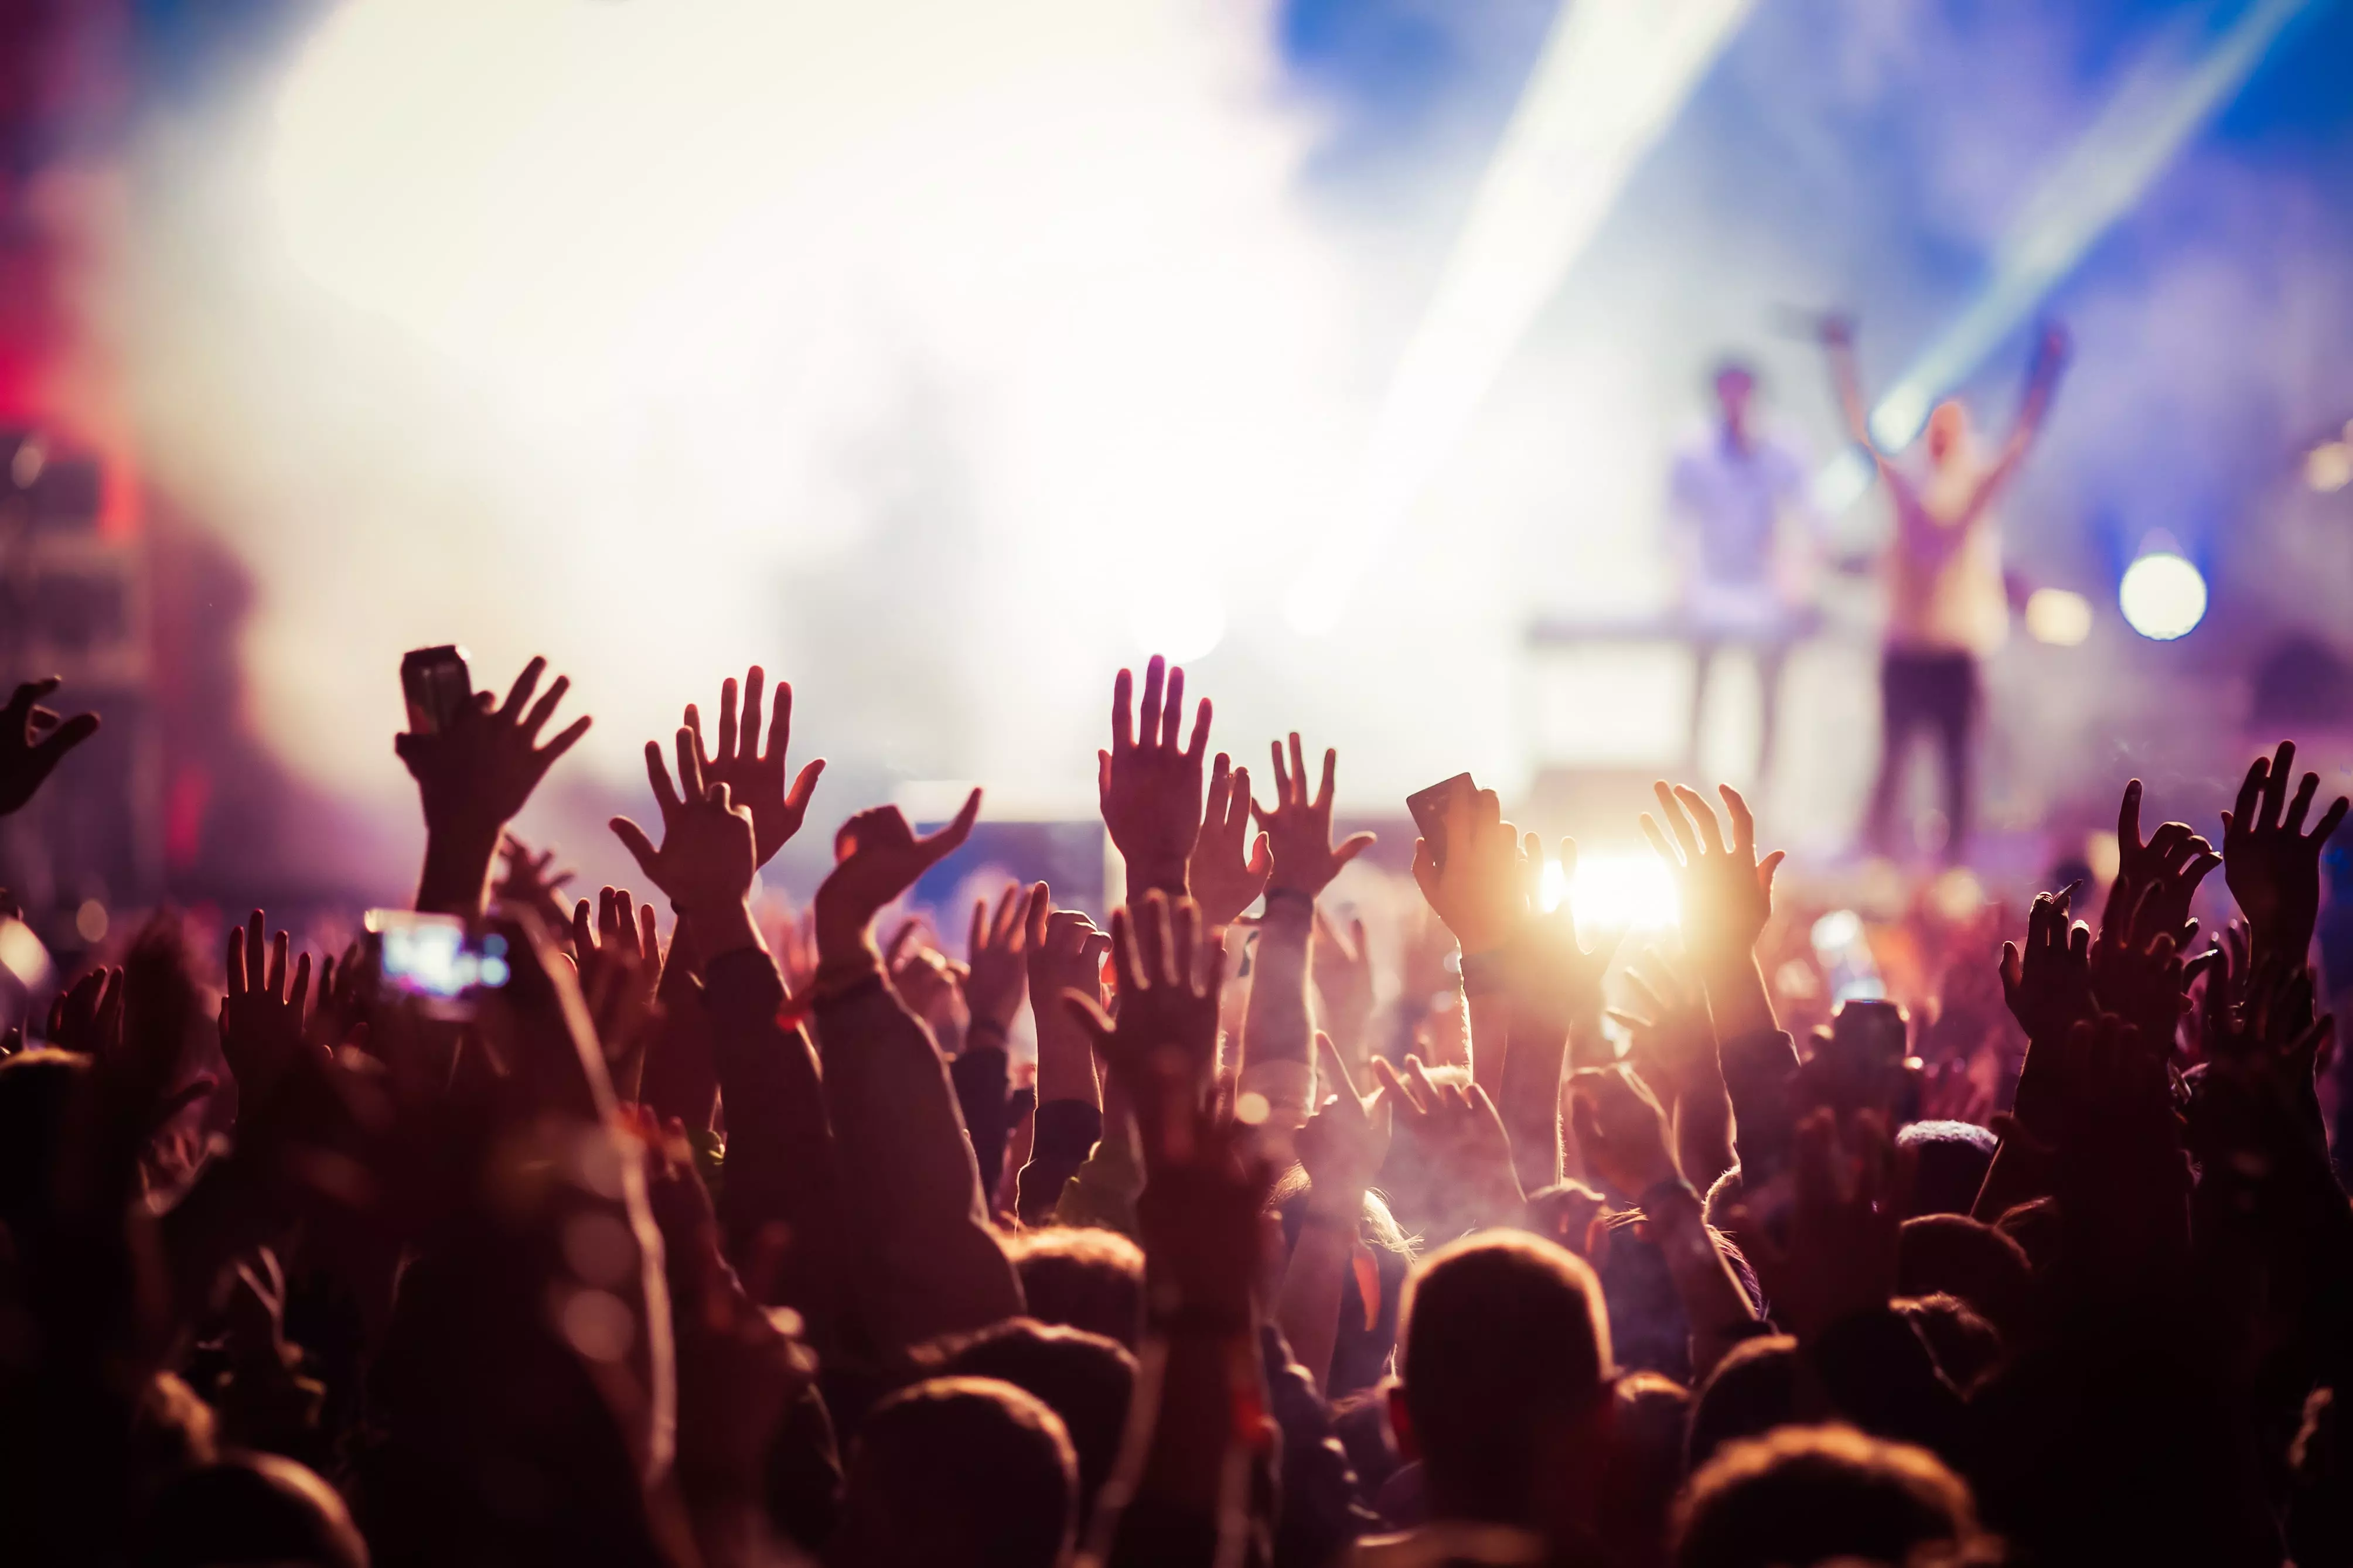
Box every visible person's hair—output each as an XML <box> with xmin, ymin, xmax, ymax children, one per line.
<box><xmin>1892</xmin><ymin>1293</ymin><xmax>2002</xmax><ymax>1392</ymax></box>
<box><xmin>833</xmin><ymin>1376</ymin><xmax>1076</xmax><ymax>1568</ymax></box>
<box><xmin>1898</xmin><ymin>1214</ymin><xmax>2033</xmax><ymax>1342</ymax></box>
<box><xmin>1397</xmin><ymin>1231</ymin><xmax>1612</xmax><ymax>1523</ymax></box>
<box><xmin>1895</xmin><ymin>1121</ymin><xmax>1999</xmax><ymax>1218</ymax></box>
<box><xmin>1990</xmin><ymin>1196</ymin><xmax>2062</xmax><ymax>1276</ymax></box>
<box><xmin>1601</xmin><ymin>1371</ymin><xmax>1692</xmax><ymax>1568</ymax></box>
<box><xmin>1003</xmin><ymin>1227</ymin><xmax>1144</xmax><ymax>1348</ymax></box>
<box><xmin>134</xmin><ymin>1450</ymin><xmax>370</xmax><ymax>1568</ymax></box>
<box><xmin>916</xmin><ymin>1319</ymin><xmax>1134</xmax><ymax>1525</ymax></box>
<box><xmin>1686</xmin><ymin>1334</ymin><xmax>1797</xmax><ymax>1472</ymax></box>
<box><xmin>1672</xmin><ymin>1423</ymin><xmax>1990</xmax><ymax>1568</ymax></box>
<box><xmin>1703</xmin><ymin>1165</ymin><xmax>1745</xmax><ymax>1234</ymax></box>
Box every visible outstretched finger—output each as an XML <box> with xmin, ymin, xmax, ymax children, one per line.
<box><xmin>919</xmin><ymin>787</ymin><xmax>983</xmax><ymax>865</ymax></box>
<box><xmin>1639</xmin><ymin>812</ymin><xmax>1680</xmax><ymax>870</ymax></box>
<box><xmin>499</xmin><ymin>657</ymin><xmax>547</xmax><ymax>721</ymax></box>
<box><xmin>537</xmin><ymin>715</ymin><xmax>591</xmax><ymax>767</ymax></box>
<box><xmin>1720</xmin><ymin>785</ymin><xmax>1756</xmax><ymax>858</ymax></box>
<box><xmin>1137</xmin><ymin>656</ymin><xmax>1167</xmax><ymax>751</ymax></box>
<box><xmin>1160</xmin><ymin>665</ymin><xmax>1185</xmax><ymax>751</ymax></box>
<box><xmin>520</xmin><ymin>674</ymin><xmax>570</xmax><ymax>744</ymax></box>
<box><xmin>1288</xmin><ymin>733</ymin><xmax>1309</xmax><ymax>808</ymax></box>
<box><xmin>1315</xmin><ymin>1030</ymin><xmax>1363</xmax><ymax>1105</ymax></box>
<box><xmin>1672</xmin><ymin>785</ymin><xmax>1727</xmax><ymax>856</ymax></box>
<box><xmin>1652</xmin><ymin>783</ymin><xmax>1700</xmax><ymax>862</ymax></box>
<box><xmin>2262</xmin><ymin>742</ymin><xmax>2296</xmax><ymax>828</ymax></box>
<box><xmin>1315</xmin><ymin>746</ymin><xmax>1337</xmax><ymax>814</ymax></box>
<box><xmin>2284</xmin><ymin>771</ymin><xmax>2320</xmax><ymax>835</ymax></box>
<box><xmin>2117</xmin><ymin>779</ymin><xmax>2145</xmax><ymax>856</ymax></box>
<box><xmin>644</xmin><ymin>741</ymin><xmax>683</xmax><ymax>818</ymax></box>
<box><xmin>573</xmin><ymin>898</ymin><xmax>596</xmax><ymax>955</ymax></box>
<box><xmin>766</xmin><ymin>676</ymin><xmax>794</xmax><ymax>764</ymax></box>
<box><xmin>715</xmin><ymin>675</ymin><xmax>741</xmax><ymax>763</ymax></box>
<box><xmin>2311</xmin><ymin>795</ymin><xmax>2350</xmax><ymax>848</ymax></box>
<box><xmin>610</xmin><ymin>817</ymin><xmax>661</xmax><ymax>880</ymax></box>
<box><xmin>1110</xmin><ymin>668</ymin><xmax>1136</xmax><ymax>755</ymax></box>
<box><xmin>1184</xmin><ymin>696</ymin><xmax>1212</xmax><ymax>764</ymax></box>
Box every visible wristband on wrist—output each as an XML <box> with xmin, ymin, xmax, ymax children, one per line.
<box><xmin>1264</xmin><ymin>886</ymin><xmax>1314</xmax><ymax>910</ymax></box>
<box><xmin>967</xmin><ymin>1017</ymin><xmax>1010</xmax><ymax>1050</ymax></box>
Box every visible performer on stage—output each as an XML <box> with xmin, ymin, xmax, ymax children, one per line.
<box><xmin>1823</xmin><ymin>317</ymin><xmax>2069</xmax><ymax>859</ymax></box>
<box><xmin>1667</xmin><ymin>359</ymin><xmax>1820</xmax><ymax>781</ymax></box>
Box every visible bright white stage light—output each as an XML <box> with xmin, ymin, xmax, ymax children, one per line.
<box><xmin>1822</xmin><ymin>0</ymin><xmax>2318</xmax><ymax>493</ymax></box>
<box><xmin>1287</xmin><ymin>0</ymin><xmax>1754</xmax><ymax>633</ymax></box>
<box><xmin>2118</xmin><ymin>552</ymin><xmax>2206</xmax><ymax>641</ymax></box>
<box><xmin>1540</xmin><ymin>851</ymin><xmax>1680</xmax><ymax>934</ymax></box>
<box><xmin>2024</xmin><ymin>587</ymin><xmax>2093</xmax><ymax>646</ymax></box>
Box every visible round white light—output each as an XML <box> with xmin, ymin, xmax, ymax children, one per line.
<box><xmin>2306</xmin><ymin>441</ymin><xmax>2353</xmax><ymax>494</ymax></box>
<box><xmin>2023</xmin><ymin>587</ymin><xmax>2092</xmax><ymax>646</ymax></box>
<box><xmin>2117</xmin><ymin>553</ymin><xmax>2206</xmax><ymax>641</ymax></box>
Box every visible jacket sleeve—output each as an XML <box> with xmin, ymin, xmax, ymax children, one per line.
<box><xmin>811</xmin><ymin>974</ymin><xmax>1023</xmax><ymax>1353</ymax></box>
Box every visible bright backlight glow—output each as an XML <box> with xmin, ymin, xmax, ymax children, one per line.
<box><xmin>2118</xmin><ymin>552</ymin><xmax>2207</xmax><ymax>641</ymax></box>
<box><xmin>1540</xmin><ymin>852</ymin><xmax>1680</xmax><ymax>934</ymax></box>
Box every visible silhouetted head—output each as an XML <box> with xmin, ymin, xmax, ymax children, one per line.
<box><xmin>1672</xmin><ymin>1424</ymin><xmax>1987</xmax><ymax>1568</ymax></box>
<box><xmin>1392</xmin><ymin>1232</ymin><xmax>1615</xmax><ymax>1533</ymax></box>
<box><xmin>1714</xmin><ymin>361</ymin><xmax>1757</xmax><ymax>437</ymax></box>
<box><xmin>134</xmin><ymin>1451</ymin><xmax>369</xmax><ymax>1568</ymax></box>
<box><xmin>1895</xmin><ymin>1121</ymin><xmax>1999</xmax><ymax>1218</ymax></box>
<box><xmin>1686</xmin><ymin>1334</ymin><xmax>1798</xmax><ymax>1472</ymax></box>
<box><xmin>832</xmin><ymin>1376</ymin><xmax>1076</xmax><ymax>1568</ymax></box>
<box><xmin>1926</xmin><ymin>398</ymin><xmax>1972</xmax><ymax>468</ymax></box>
<box><xmin>920</xmin><ymin>1319</ymin><xmax>1134</xmax><ymax>1527</ymax></box>
<box><xmin>1899</xmin><ymin>1213</ymin><xmax>2033</xmax><ymax>1343</ymax></box>
<box><xmin>1004</xmin><ymin>1227</ymin><xmax>1143</xmax><ymax>1348</ymax></box>
<box><xmin>1601</xmin><ymin>1371</ymin><xmax>1694</xmax><ymax>1568</ymax></box>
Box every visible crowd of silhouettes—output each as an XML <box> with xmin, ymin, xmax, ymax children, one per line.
<box><xmin>0</xmin><ymin>650</ymin><xmax>2349</xmax><ymax>1568</ymax></box>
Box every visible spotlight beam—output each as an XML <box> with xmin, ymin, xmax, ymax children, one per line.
<box><xmin>1288</xmin><ymin>0</ymin><xmax>1755</xmax><ymax>633</ymax></box>
<box><xmin>1840</xmin><ymin>0</ymin><xmax>2323</xmax><ymax>488</ymax></box>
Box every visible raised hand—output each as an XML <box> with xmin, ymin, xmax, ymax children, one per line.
<box><xmin>1567</xmin><ymin>1064</ymin><xmax>1681</xmax><ymax>1198</ymax></box>
<box><xmin>0</xmin><ymin>676</ymin><xmax>100</xmax><ymax>815</ymax></box>
<box><xmin>809</xmin><ymin>791</ymin><xmax>983</xmax><ymax>970</ymax></box>
<box><xmin>1026</xmin><ymin>895</ymin><xmax>1112</xmax><ymax>1108</ymax></box>
<box><xmin>887</xmin><ymin>919</ymin><xmax>970</xmax><ymax>1054</ymax></box>
<box><xmin>1729</xmin><ymin>1109</ymin><xmax>1904</xmax><ymax>1344</ymax></box>
<box><xmin>966</xmin><ymin>882</ymin><xmax>1045</xmax><ymax>1039</ymax></box>
<box><xmin>1608</xmin><ymin>948</ymin><xmax>1713</xmax><ymax>1108</ymax></box>
<box><xmin>1506</xmin><ymin>836</ymin><xmax>1619</xmax><ymax>1031</ymax></box>
<box><xmin>219</xmin><ymin>910</ymin><xmax>320</xmax><ymax>1112</ymax></box>
<box><xmin>2102</xmin><ymin>781</ymin><xmax>2219</xmax><ymax>948</ymax></box>
<box><xmin>1310</xmin><ymin>904</ymin><xmax>1376</xmax><ymax>1063</ymax></box>
<box><xmin>1642</xmin><ymin>782</ymin><xmax>1783</xmax><ymax>971</ymax></box>
<box><xmin>46</xmin><ymin>965</ymin><xmax>124</xmax><ymax>1054</ymax></box>
<box><xmin>2001</xmin><ymin>886</ymin><xmax>2095</xmax><ymax>1138</ymax></box>
<box><xmin>1370</xmin><ymin>1053</ymin><xmax>1523</xmax><ymax>1229</ymax></box>
<box><xmin>1295</xmin><ymin>1031</ymin><xmax>1391</xmax><ymax>1220</ymax></box>
<box><xmin>1098</xmin><ymin>655</ymin><xmax>1212</xmax><ymax>896</ymax></box>
<box><xmin>2089</xmin><ymin>881</ymin><xmax>2191</xmax><ymax>1056</ymax></box>
<box><xmin>571</xmin><ymin>886</ymin><xmax>663</xmax><ymax>1007</ymax></box>
<box><xmin>2221</xmin><ymin>741</ymin><xmax>2349</xmax><ymax>966</ymax></box>
<box><xmin>1188</xmin><ymin>753</ymin><xmax>1270</xmax><ymax>925</ymax></box>
<box><xmin>495</xmin><ymin>832</ymin><xmax>577</xmax><ymax>932</ymax></box>
<box><xmin>396</xmin><ymin>655</ymin><xmax>590</xmax><ymax>837</ymax></box>
<box><xmin>1063</xmin><ymin>891</ymin><xmax>1222</xmax><ymax>1168</ymax></box>
<box><xmin>1411</xmin><ymin>783</ymin><xmax>1524</xmax><ymax>956</ymax></box>
<box><xmin>683</xmin><ymin>665</ymin><xmax>825</xmax><ymax>869</ymax></box>
<box><xmin>1253</xmin><ymin>733</ymin><xmax>1375</xmax><ymax>900</ymax></box>
<box><xmin>611</xmin><ymin>732</ymin><xmax>760</xmax><ymax>928</ymax></box>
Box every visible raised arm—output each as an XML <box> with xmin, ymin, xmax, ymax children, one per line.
<box><xmin>398</xmin><ymin>655</ymin><xmax>591</xmax><ymax>918</ymax></box>
<box><xmin>1960</xmin><ymin>322</ymin><xmax>2069</xmax><ymax>526</ymax></box>
<box><xmin>1240</xmin><ymin>733</ymin><xmax>1374</xmax><ymax>1132</ymax></box>
<box><xmin>1644</xmin><ymin>782</ymin><xmax>1796</xmax><ymax>1185</ymax></box>
<box><xmin>0</xmin><ymin>676</ymin><xmax>100</xmax><ymax>815</ymax></box>
<box><xmin>1411</xmin><ymin>783</ymin><xmax>1527</xmax><ymax>1092</ymax></box>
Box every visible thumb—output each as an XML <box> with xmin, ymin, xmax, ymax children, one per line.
<box><xmin>610</xmin><ymin>817</ymin><xmax>661</xmax><ymax>881</ymax></box>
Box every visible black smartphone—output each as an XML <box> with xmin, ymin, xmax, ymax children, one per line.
<box><xmin>1406</xmin><ymin>773</ymin><xmax>1476</xmax><ymax>869</ymax></box>
<box><xmin>1829</xmin><ymin>998</ymin><xmax>1908</xmax><ymax>1068</ymax></box>
<box><xmin>401</xmin><ymin>645</ymin><xmax>472</xmax><ymax>735</ymax></box>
